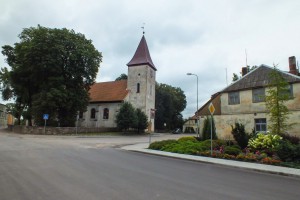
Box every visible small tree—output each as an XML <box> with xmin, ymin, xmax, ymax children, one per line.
<box><xmin>134</xmin><ymin>108</ymin><xmax>148</xmax><ymax>133</ymax></box>
<box><xmin>115</xmin><ymin>102</ymin><xmax>137</xmax><ymax>132</ymax></box>
<box><xmin>115</xmin><ymin>73</ymin><xmax>128</xmax><ymax>81</ymax></box>
<box><xmin>265</xmin><ymin>67</ymin><xmax>292</xmax><ymax>135</ymax></box>
<box><xmin>231</xmin><ymin>122</ymin><xmax>249</xmax><ymax>149</ymax></box>
<box><xmin>202</xmin><ymin>116</ymin><xmax>217</xmax><ymax>140</ymax></box>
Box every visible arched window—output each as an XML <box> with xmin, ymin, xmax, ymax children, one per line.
<box><xmin>90</xmin><ymin>108</ymin><xmax>96</xmax><ymax>119</ymax></box>
<box><xmin>79</xmin><ymin>111</ymin><xmax>83</xmax><ymax>119</ymax></box>
<box><xmin>103</xmin><ymin>108</ymin><xmax>109</xmax><ymax>119</ymax></box>
<box><xmin>137</xmin><ymin>83</ymin><xmax>140</xmax><ymax>93</ymax></box>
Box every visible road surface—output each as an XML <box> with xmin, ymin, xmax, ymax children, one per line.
<box><xmin>0</xmin><ymin>131</ymin><xmax>299</xmax><ymax>200</ymax></box>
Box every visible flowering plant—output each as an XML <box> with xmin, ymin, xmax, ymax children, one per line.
<box><xmin>248</xmin><ymin>133</ymin><xmax>282</xmax><ymax>150</ymax></box>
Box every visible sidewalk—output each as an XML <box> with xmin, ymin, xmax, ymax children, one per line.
<box><xmin>121</xmin><ymin>142</ymin><xmax>300</xmax><ymax>178</ymax></box>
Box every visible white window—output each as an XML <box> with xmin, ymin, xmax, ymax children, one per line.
<box><xmin>255</xmin><ymin>118</ymin><xmax>267</xmax><ymax>133</ymax></box>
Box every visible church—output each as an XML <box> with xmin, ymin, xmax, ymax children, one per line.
<box><xmin>78</xmin><ymin>35</ymin><xmax>157</xmax><ymax>132</ymax></box>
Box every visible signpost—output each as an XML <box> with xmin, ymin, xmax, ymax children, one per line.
<box><xmin>208</xmin><ymin>103</ymin><xmax>215</xmax><ymax>156</ymax></box>
<box><xmin>43</xmin><ymin>114</ymin><xmax>49</xmax><ymax>134</ymax></box>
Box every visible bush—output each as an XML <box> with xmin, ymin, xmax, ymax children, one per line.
<box><xmin>231</xmin><ymin>122</ymin><xmax>250</xmax><ymax>149</ymax></box>
<box><xmin>224</xmin><ymin>146</ymin><xmax>242</xmax><ymax>156</ymax></box>
<box><xmin>276</xmin><ymin>140</ymin><xmax>294</xmax><ymax>162</ymax></box>
<box><xmin>202</xmin><ymin>116</ymin><xmax>217</xmax><ymax>140</ymax></box>
<box><xmin>148</xmin><ymin>140</ymin><xmax>177</xmax><ymax>150</ymax></box>
<box><xmin>161</xmin><ymin>141</ymin><xmax>204</xmax><ymax>155</ymax></box>
<box><xmin>280</xmin><ymin>133</ymin><xmax>300</xmax><ymax>145</ymax></box>
<box><xmin>248</xmin><ymin>133</ymin><xmax>282</xmax><ymax>150</ymax></box>
<box><xmin>178</xmin><ymin>136</ymin><xmax>197</xmax><ymax>143</ymax></box>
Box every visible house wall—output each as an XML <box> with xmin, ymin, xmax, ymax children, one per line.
<box><xmin>78</xmin><ymin>102</ymin><xmax>122</xmax><ymax>128</ymax></box>
<box><xmin>218</xmin><ymin>82</ymin><xmax>300</xmax><ymax>138</ymax></box>
<box><xmin>0</xmin><ymin>104</ymin><xmax>7</xmax><ymax>128</ymax></box>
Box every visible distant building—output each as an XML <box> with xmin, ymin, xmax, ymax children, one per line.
<box><xmin>0</xmin><ymin>103</ymin><xmax>7</xmax><ymax>128</ymax></box>
<box><xmin>184</xmin><ymin>56</ymin><xmax>300</xmax><ymax>138</ymax></box>
<box><xmin>78</xmin><ymin>35</ymin><xmax>157</xmax><ymax>132</ymax></box>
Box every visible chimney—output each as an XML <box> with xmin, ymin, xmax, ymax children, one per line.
<box><xmin>289</xmin><ymin>56</ymin><xmax>298</xmax><ymax>75</ymax></box>
<box><xmin>242</xmin><ymin>67</ymin><xmax>248</xmax><ymax>76</ymax></box>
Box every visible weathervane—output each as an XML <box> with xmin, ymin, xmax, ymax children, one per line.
<box><xmin>141</xmin><ymin>23</ymin><xmax>145</xmax><ymax>35</ymax></box>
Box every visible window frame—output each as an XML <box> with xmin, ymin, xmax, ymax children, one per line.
<box><xmin>252</xmin><ymin>88</ymin><xmax>265</xmax><ymax>103</ymax></box>
<box><xmin>228</xmin><ymin>91</ymin><xmax>240</xmax><ymax>105</ymax></box>
<box><xmin>137</xmin><ymin>83</ymin><xmax>140</xmax><ymax>93</ymax></box>
<box><xmin>103</xmin><ymin>108</ymin><xmax>109</xmax><ymax>119</ymax></box>
<box><xmin>90</xmin><ymin>108</ymin><xmax>96</xmax><ymax>119</ymax></box>
<box><xmin>255</xmin><ymin>118</ymin><xmax>267</xmax><ymax>133</ymax></box>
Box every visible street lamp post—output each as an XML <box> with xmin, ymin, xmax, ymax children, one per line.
<box><xmin>187</xmin><ymin>73</ymin><xmax>200</xmax><ymax>138</ymax></box>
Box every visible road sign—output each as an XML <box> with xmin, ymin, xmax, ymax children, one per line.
<box><xmin>43</xmin><ymin>114</ymin><xmax>49</xmax><ymax>120</ymax></box>
<box><xmin>208</xmin><ymin>103</ymin><xmax>215</xmax><ymax>115</ymax></box>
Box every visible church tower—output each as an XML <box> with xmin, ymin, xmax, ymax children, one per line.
<box><xmin>127</xmin><ymin>35</ymin><xmax>157</xmax><ymax>132</ymax></box>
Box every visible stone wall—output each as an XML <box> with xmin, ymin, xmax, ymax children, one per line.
<box><xmin>11</xmin><ymin>125</ymin><xmax>118</xmax><ymax>135</ymax></box>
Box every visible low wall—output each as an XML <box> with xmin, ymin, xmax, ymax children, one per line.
<box><xmin>12</xmin><ymin>125</ymin><xmax>118</xmax><ymax>135</ymax></box>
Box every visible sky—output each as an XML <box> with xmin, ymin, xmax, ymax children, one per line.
<box><xmin>1</xmin><ymin>0</ymin><xmax>300</xmax><ymax>118</ymax></box>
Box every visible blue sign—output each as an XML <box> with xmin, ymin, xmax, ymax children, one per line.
<box><xmin>43</xmin><ymin>114</ymin><xmax>49</xmax><ymax>120</ymax></box>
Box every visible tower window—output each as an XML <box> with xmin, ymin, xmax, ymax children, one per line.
<box><xmin>90</xmin><ymin>108</ymin><xmax>96</xmax><ymax>119</ymax></box>
<box><xmin>137</xmin><ymin>83</ymin><xmax>140</xmax><ymax>93</ymax></box>
<box><xmin>103</xmin><ymin>108</ymin><xmax>109</xmax><ymax>119</ymax></box>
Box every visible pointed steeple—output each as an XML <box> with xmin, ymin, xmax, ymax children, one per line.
<box><xmin>127</xmin><ymin>35</ymin><xmax>157</xmax><ymax>71</ymax></box>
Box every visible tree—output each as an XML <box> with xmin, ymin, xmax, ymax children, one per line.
<box><xmin>155</xmin><ymin>83</ymin><xmax>186</xmax><ymax>130</ymax></box>
<box><xmin>115</xmin><ymin>73</ymin><xmax>128</xmax><ymax>81</ymax></box>
<box><xmin>202</xmin><ymin>116</ymin><xmax>217</xmax><ymax>140</ymax></box>
<box><xmin>115</xmin><ymin>102</ymin><xmax>137</xmax><ymax>131</ymax></box>
<box><xmin>231</xmin><ymin>122</ymin><xmax>249</xmax><ymax>149</ymax></box>
<box><xmin>231</xmin><ymin>66</ymin><xmax>258</xmax><ymax>82</ymax></box>
<box><xmin>134</xmin><ymin>108</ymin><xmax>148</xmax><ymax>133</ymax></box>
<box><xmin>265</xmin><ymin>67</ymin><xmax>292</xmax><ymax>135</ymax></box>
<box><xmin>1</xmin><ymin>25</ymin><xmax>102</xmax><ymax>126</ymax></box>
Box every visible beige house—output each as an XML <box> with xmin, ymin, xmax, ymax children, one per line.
<box><xmin>0</xmin><ymin>103</ymin><xmax>7</xmax><ymax>128</ymax></box>
<box><xmin>184</xmin><ymin>56</ymin><xmax>300</xmax><ymax>139</ymax></box>
<box><xmin>78</xmin><ymin>35</ymin><xmax>157</xmax><ymax>132</ymax></box>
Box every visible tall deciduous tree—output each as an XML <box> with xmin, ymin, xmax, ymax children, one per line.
<box><xmin>1</xmin><ymin>25</ymin><xmax>102</xmax><ymax>126</ymax></box>
<box><xmin>265</xmin><ymin>67</ymin><xmax>292</xmax><ymax>135</ymax></box>
<box><xmin>155</xmin><ymin>83</ymin><xmax>186</xmax><ymax>130</ymax></box>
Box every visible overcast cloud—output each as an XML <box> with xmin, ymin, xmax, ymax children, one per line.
<box><xmin>1</xmin><ymin>0</ymin><xmax>300</xmax><ymax>118</ymax></box>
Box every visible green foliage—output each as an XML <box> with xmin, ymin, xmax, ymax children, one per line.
<box><xmin>276</xmin><ymin>141</ymin><xmax>295</xmax><ymax>162</ymax></box>
<box><xmin>202</xmin><ymin>116</ymin><xmax>217</xmax><ymax>140</ymax></box>
<box><xmin>1</xmin><ymin>25</ymin><xmax>102</xmax><ymax>126</ymax></box>
<box><xmin>265</xmin><ymin>66</ymin><xmax>292</xmax><ymax>134</ymax></box>
<box><xmin>115</xmin><ymin>102</ymin><xmax>137</xmax><ymax>131</ymax></box>
<box><xmin>155</xmin><ymin>83</ymin><xmax>186</xmax><ymax>130</ymax></box>
<box><xmin>231</xmin><ymin>122</ymin><xmax>250</xmax><ymax>149</ymax></box>
<box><xmin>148</xmin><ymin>140</ymin><xmax>177</xmax><ymax>150</ymax></box>
<box><xmin>280</xmin><ymin>133</ymin><xmax>300</xmax><ymax>145</ymax></box>
<box><xmin>232</xmin><ymin>73</ymin><xmax>239</xmax><ymax>81</ymax></box>
<box><xmin>161</xmin><ymin>141</ymin><xmax>204</xmax><ymax>155</ymax></box>
<box><xmin>248</xmin><ymin>133</ymin><xmax>282</xmax><ymax>150</ymax></box>
<box><xmin>224</xmin><ymin>146</ymin><xmax>242</xmax><ymax>156</ymax></box>
<box><xmin>177</xmin><ymin>136</ymin><xmax>197</xmax><ymax>143</ymax></box>
<box><xmin>134</xmin><ymin>108</ymin><xmax>148</xmax><ymax>133</ymax></box>
<box><xmin>115</xmin><ymin>73</ymin><xmax>128</xmax><ymax>81</ymax></box>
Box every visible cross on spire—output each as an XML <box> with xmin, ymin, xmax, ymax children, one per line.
<box><xmin>141</xmin><ymin>23</ymin><xmax>145</xmax><ymax>35</ymax></box>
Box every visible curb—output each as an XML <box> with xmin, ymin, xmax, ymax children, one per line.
<box><xmin>121</xmin><ymin>143</ymin><xmax>300</xmax><ymax>178</ymax></box>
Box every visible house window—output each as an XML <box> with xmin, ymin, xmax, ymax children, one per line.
<box><xmin>228</xmin><ymin>91</ymin><xmax>240</xmax><ymax>105</ymax></box>
<box><xmin>255</xmin><ymin>118</ymin><xmax>267</xmax><ymax>133</ymax></box>
<box><xmin>137</xmin><ymin>83</ymin><xmax>140</xmax><ymax>93</ymax></box>
<box><xmin>79</xmin><ymin>111</ymin><xmax>83</xmax><ymax>119</ymax></box>
<box><xmin>281</xmin><ymin>84</ymin><xmax>293</xmax><ymax>99</ymax></box>
<box><xmin>90</xmin><ymin>108</ymin><xmax>96</xmax><ymax>119</ymax></box>
<box><xmin>103</xmin><ymin>108</ymin><xmax>109</xmax><ymax>119</ymax></box>
<box><xmin>252</xmin><ymin>88</ymin><xmax>265</xmax><ymax>103</ymax></box>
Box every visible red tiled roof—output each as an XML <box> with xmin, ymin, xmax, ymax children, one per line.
<box><xmin>127</xmin><ymin>35</ymin><xmax>157</xmax><ymax>71</ymax></box>
<box><xmin>89</xmin><ymin>80</ymin><xmax>128</xmax><ymax>103</ymax></box>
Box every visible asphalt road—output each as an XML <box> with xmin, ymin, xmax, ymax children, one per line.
<box><xmin>0</xmin><ymin>132</ymin><xmax>300</xmax><ymax>200</ymax></box>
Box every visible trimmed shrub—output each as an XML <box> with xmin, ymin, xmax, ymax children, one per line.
<box><xmin>224</xmin><ymin>146</ymin><xmax>242</xmax><ymax>156</ymax></box>
<box><xmin>148</xmin><ymin>140</ymin><xmax>177</xmax><ymax>150</ymax></box>
<box><xmin>178</xmin><ymin>136</ymin><xmax>197</xmax><ymax>143</ymax></box>
<box><xmin>161</xmin><ymin>141</ymin><xmax>204</xmax><ymax>155</ymax></box>
<box><xmin>231</xmin><ymin>122</ymin><xmax>249</xmax><ymax>149</ymax></box>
